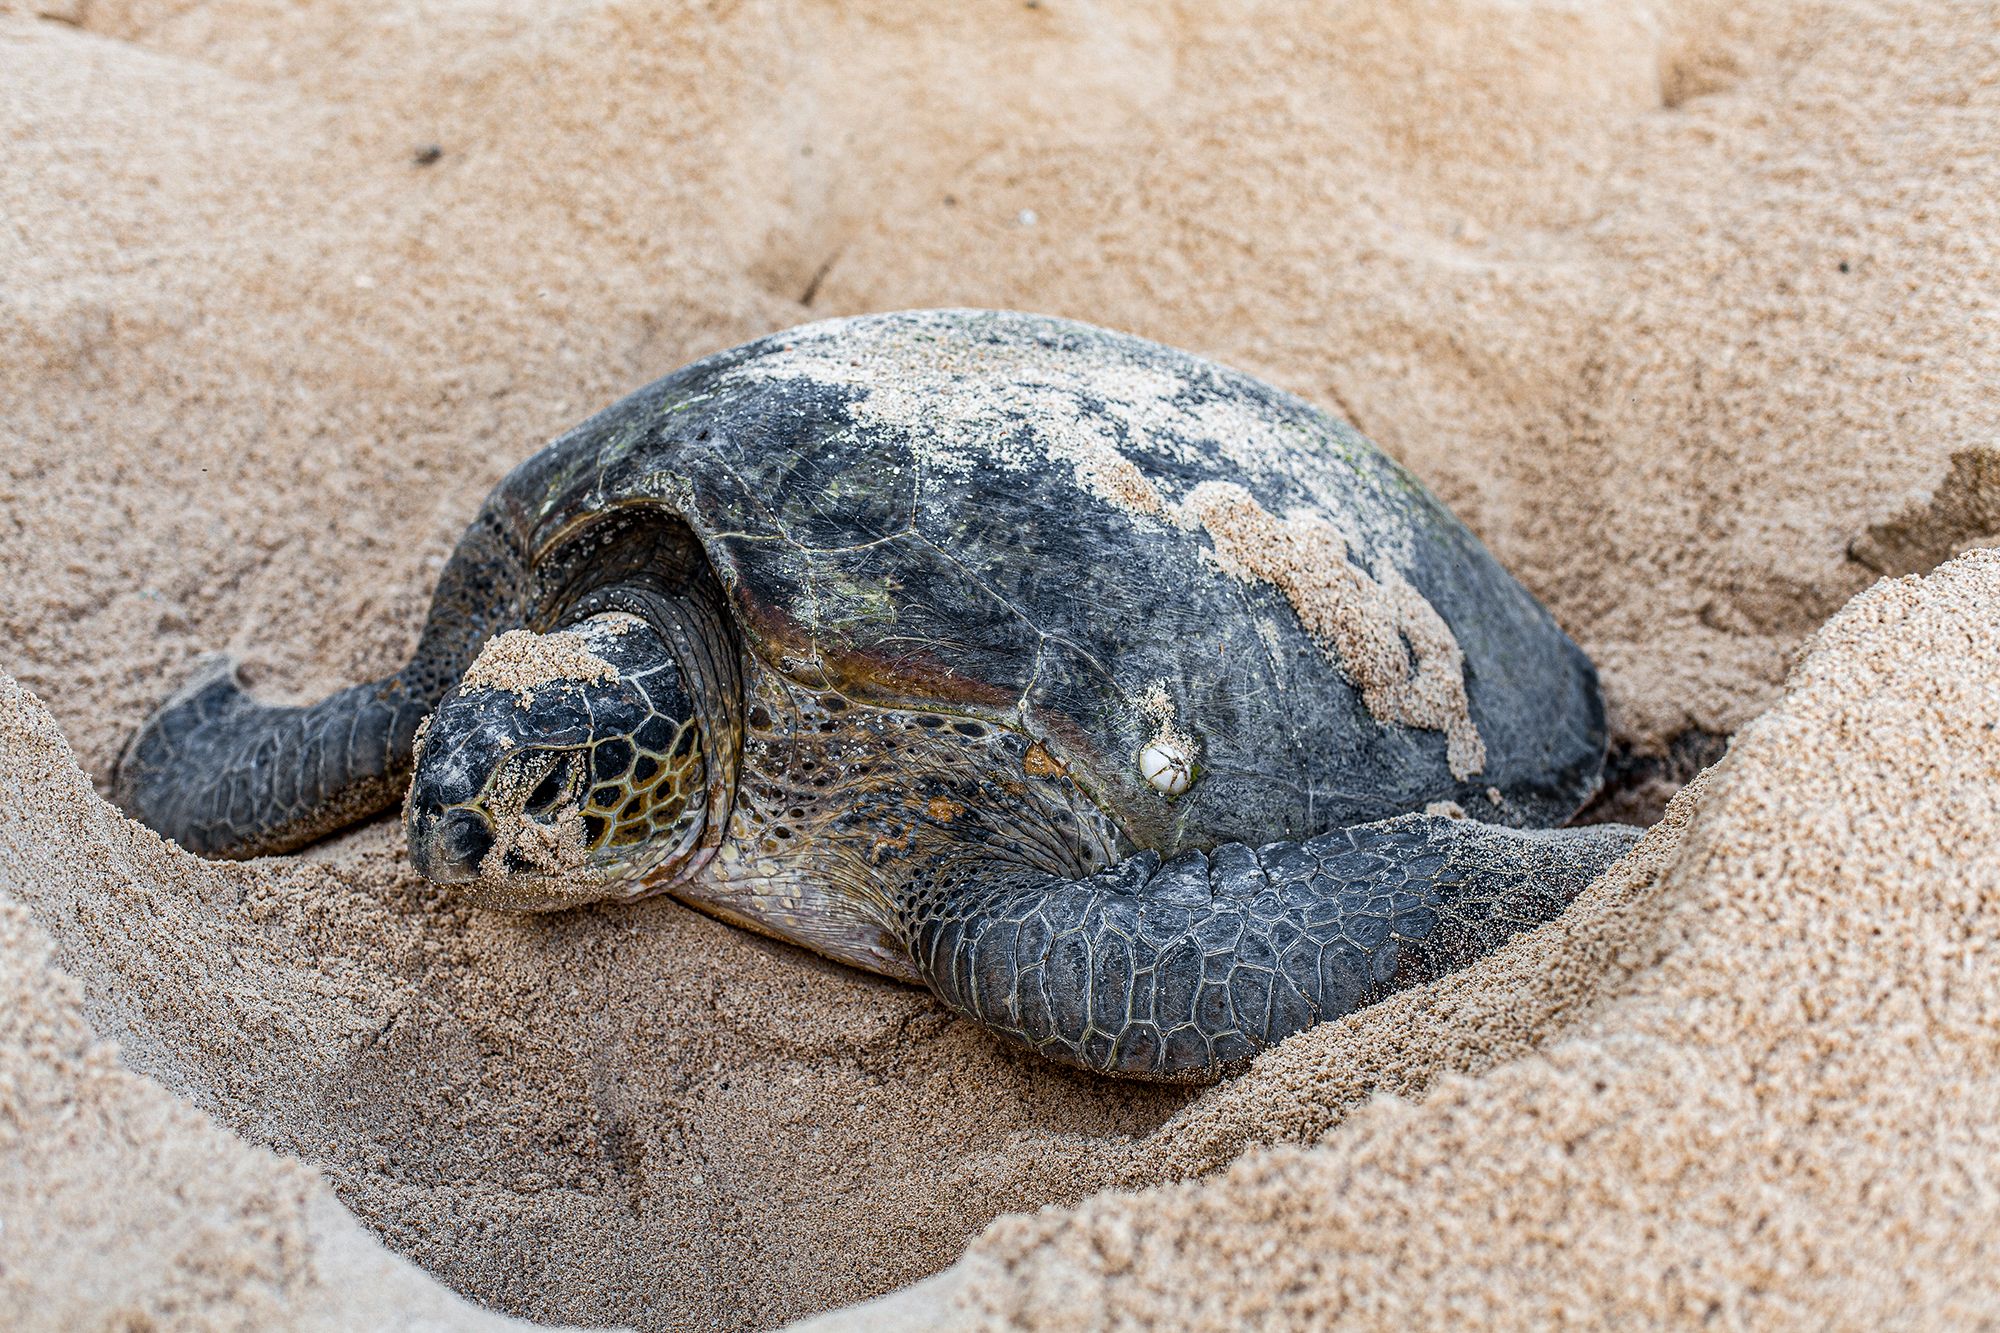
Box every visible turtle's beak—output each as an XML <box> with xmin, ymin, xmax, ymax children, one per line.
<box><xmin>408</xmin><ymin>803</ymin><xmax>493</xmax><ymax>882</ymax></box>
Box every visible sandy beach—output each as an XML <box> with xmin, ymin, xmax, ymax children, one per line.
<box><xmin>4</xmin><ymin>0</ymin><xmax>1998</xmax><ymax>1326</ymax></box>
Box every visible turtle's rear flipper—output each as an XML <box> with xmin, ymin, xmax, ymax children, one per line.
<box><xmin>901</xmin><ymin>814</ymin><xmax>1642</xmax><ymax>1082</ymax></box>
<box><xmin>113</xmin><ymin>653</ymin><xmax>432</xmax><ymax>859</ymax></box>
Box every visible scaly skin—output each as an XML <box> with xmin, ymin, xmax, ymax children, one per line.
<box><xmin>110</xmin><ymin>658</ymin><xmax>434</xmax><ymax>858</ymax></box>
<box><xmin>902</xmin><ymin>814</ymin><xmax>1640</xmax><ymax>1080</ymax></box>
<box><xmin>112</xmin><ymin>494</ymin><xmax>736</xmax><ymax>863</ymax></box>
<box><xmin>404</xmin><ymin>614</ymin><xmax>713</xmax><ymax>907</ymax></box>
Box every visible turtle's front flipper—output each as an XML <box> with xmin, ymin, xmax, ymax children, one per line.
<box><xmin>112</xmin><ymin>653</ymin><xmax>437</xmax><ymax>858</ymax></box>
<box><xmin>900</xmin><ymin>814</ymin><xmax>1641</xmax><ymax>1082</ymax></box>
<box><xmin>114</xmin><ymin>487</ymin><xmax>527</xmax><ymax>858</ymax></box>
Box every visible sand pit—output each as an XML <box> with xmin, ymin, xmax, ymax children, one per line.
<box><xmin>3</xmin><ymin>0</ymin><xmax>1998</xmax><ymax>1327</ymax></box>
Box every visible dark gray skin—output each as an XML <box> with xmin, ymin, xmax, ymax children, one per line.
<box><xmin>116</xmin><ymin>309</ymin><xmax>1638</xmax><ymax>1082</ymax></box>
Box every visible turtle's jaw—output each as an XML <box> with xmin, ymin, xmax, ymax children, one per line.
<box><xmin>409</xmin><ymin>805</ymin><xmax>494</xmax><ymax>883</ymax></box>
<box><xmin>404</xmin><ymin>729</ymin><xmax>706</xmax><ymax>908</ymax></box>
<box><xmin>405</xmin><ymin>743</ymin><xmax>615</xmax><ymax>903</ymax></box>
<box><xmin>407</xmin><ymin>782</ymin><xmax>638</xmax><ymax>908</ymax></box>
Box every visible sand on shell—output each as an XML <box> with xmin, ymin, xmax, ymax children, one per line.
<box><xmin>3</xmin><ymin>0</ymin><xmax>1999</xmax><ymax>1327</ymax></box>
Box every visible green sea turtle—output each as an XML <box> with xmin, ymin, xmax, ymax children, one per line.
<box><xmin>115</xmin><ymin>309</ymin><xmax>1636</xmax><ymax>1081</ymax></box>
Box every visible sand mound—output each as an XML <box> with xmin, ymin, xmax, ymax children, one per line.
<box><xmin>4</xmin><ymin>0</ymin><xmax>1998</xmax><ymax>1326</ymax></box>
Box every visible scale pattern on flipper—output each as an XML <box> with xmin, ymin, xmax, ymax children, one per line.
<box><xmin>113</xmin><ymin>500</ymin><xmax>532</xmax><ymax>859</ymax></box>
<box><xmin>113</xmin><ymin>655</ymin><xmax>434</xmax><ymax>858</ymax></box>
<box><xmin>899</xmin><ymin>813</ymin><xmax>1641</xmax><ymax>1081</ymax></box>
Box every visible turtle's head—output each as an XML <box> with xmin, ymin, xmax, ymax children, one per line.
<box><xmin>405</xmin><ymin>613</ymin><xmax>709</xmax><ymax>910</ymax></box>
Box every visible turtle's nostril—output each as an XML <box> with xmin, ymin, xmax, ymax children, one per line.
<box><xmin>440</xmin><ymin>808</ymin><xmax>494</xmax><ymax>877</ymax></box>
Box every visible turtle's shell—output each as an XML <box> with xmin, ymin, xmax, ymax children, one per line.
<box><xmin>489</xmin><ymin>310</ymin><xmax>1605</xmax><ymax>855</ymax></box>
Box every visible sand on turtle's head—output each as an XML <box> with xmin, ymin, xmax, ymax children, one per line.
<box><xmin>454</xmin><ymin>617</ymin><xmax>641</xmax><ymax>704</ymax></box>
<box><xmin>469</xmin><ymin>761</ymin><xmax>597</xmax><ymax>889</ymax></box>
<box><xmin>442</xmin><ymin>616</ymin><xmax>659</xmax><ymax>892</ymax></box>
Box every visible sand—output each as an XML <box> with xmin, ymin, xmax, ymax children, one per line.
<box><xmin>2</xmin><ymin>0</ymin><xmax>1997</xmax><ymax>1327</ymax></box>
<box><xmin>457</xmin><ymin>627</ymin><xmax>620</xmax><ymax>703</ymax></box>
<box><xmin>0</xmin><ymin>820</ymin><xmax>540</xmax><ymax>1333</ymax></box>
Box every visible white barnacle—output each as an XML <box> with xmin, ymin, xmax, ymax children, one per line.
<box><xmin>1139</xmin><ymin>736</ymin><xmax>1195</xmax><ymax>797</ymax></box>
<box><xmin>1135</xmin><ymin>681</ymin><xmax>1197</xmax><ymax>797</ymax></box>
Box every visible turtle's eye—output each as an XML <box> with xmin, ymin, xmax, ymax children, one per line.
<box><xmin>524</xmin><ymin>753</ymin><xmax>577</xmax><ymax>819</ymax></box>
